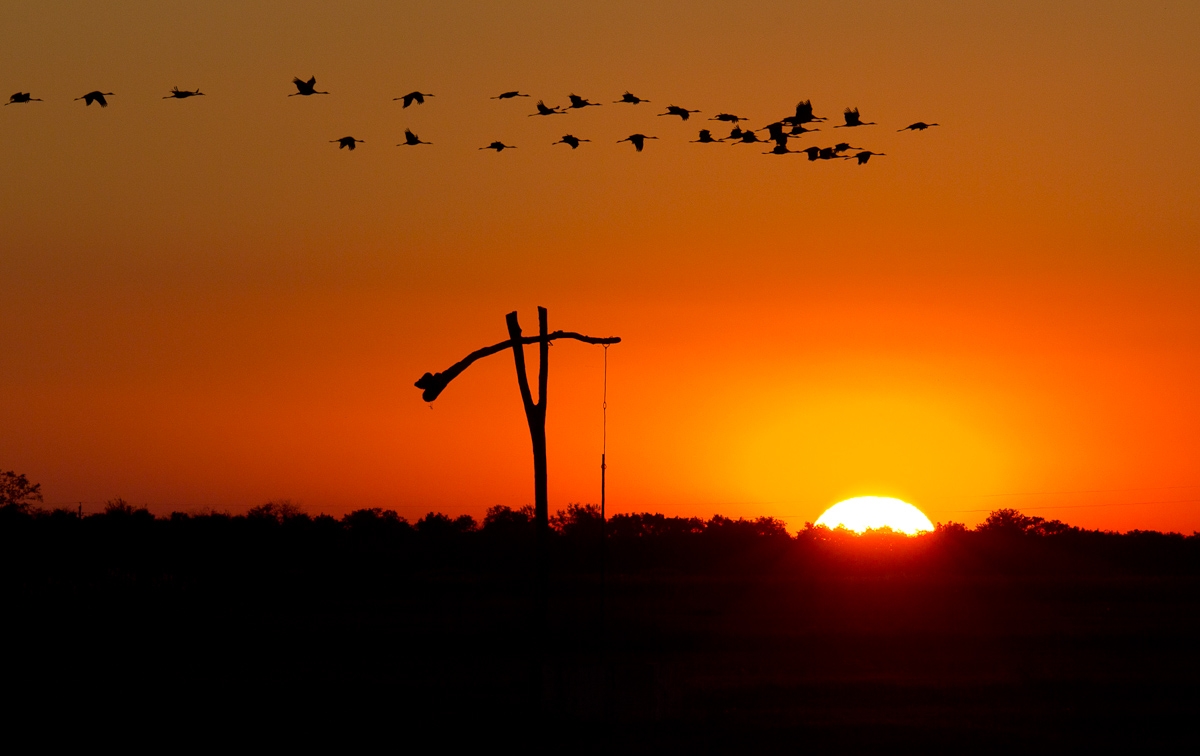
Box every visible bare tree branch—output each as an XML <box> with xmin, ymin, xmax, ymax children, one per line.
<box><xmin>414</xmin><ymin>330</ymin><xmax>621</xmax><ymax>402</ymax></box>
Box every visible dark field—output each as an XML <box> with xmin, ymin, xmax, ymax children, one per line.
<box><xmin>5</xmin><ymin>506</ymin><xmax>1199</xmax><ymax>751</ymax></box>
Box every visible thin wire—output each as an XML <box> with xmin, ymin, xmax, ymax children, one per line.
<box><xmin>602</xmin><ymin>345</ymin><xmax>608</xmax><ymax>456</ymax></box>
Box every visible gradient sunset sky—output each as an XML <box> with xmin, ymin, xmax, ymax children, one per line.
<box><xmin>3</xmin><ymin>1</ymin><xmax>1199</xmax><ymax>531</ymax></box>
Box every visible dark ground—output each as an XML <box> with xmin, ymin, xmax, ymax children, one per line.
<box><xmin>5</xmin><ymin>509</ymin><xmax>1200</xmax><ymax>752</ymax></box>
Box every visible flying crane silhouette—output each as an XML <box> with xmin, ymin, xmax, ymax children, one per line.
<box><xmin>566</xmin><ymin>94</ymin><xmax>601</xmax><ymax>109</ymax></box>
<box><xmin>758</xmin><ymin>121</ymin><xmax>790</xmax><ymax>147</ymax></box>
<box><xmin>763</xmin><ymin>144</ymin><xmax>801</xmax><ymax>156</ymax></box>
<box><xmin>899</xmin><ymin>121</ymin><xmax>939</xmax><ymax>131</ymax></box>
<box><xmin>833</xmin><ymin>142</ymin><xmax>863</xmax><ymax>153</ymax></box>
<box><xmin>330</xmin><ymin>136</ymin><xmax>364</xmax><ymax>150</ymax></box>
<box><xmin>395</xmin><ymin>91</ymin><xmax>434</xmax><ymax>108</ymax></box>
<box><xmin>733</xmin><ymin>130</ymin><xmax>765</xmax><ymax>145</ymax></box>
<box><xmin>553</xmin><ymin>135</ymin><xmax>589</xmax><ymax>149</ymax></box>
<box><xmin>800</xmin><ymin>146</ymin><xmax>840</xmax><ymax>161</ymax></box>
<box><xmin>6</xmin><ymin>92</ymin><xmax>42</xmax><ymax>105</ymax></box>
<box><xmin>782</xmin><ymin>100</ymin><xmax>824</xmax><ymax>126</ymax></box>
<box><xmin>480</xmin><ymin>141</ymin><xmax>516</xmax><ymax>152</ymax></box>
<box><xmin>726</xmin><ymin>126</ymin><xmax>746</xmax><ymax>141</ymax></box>
<box><xmin>691</xmin><ymin>129</ymin><xmax>722</xmax><ymax>143</ymax></box>
<box><xmin>163</xmin><ymin>87</ymin><xmax>204</xmax><ymax>99</ymax></box>
<box><xmin>398</xmin><ymin>129</ymin><xmax>431</xmax><ymax>146</ymax></box>
<box><xmin>845</xmin><ymin>150</ymin><xmax>886</xmax><ymax>164</ymax></box>
<box><xmin>492</xmin><ymin>91</ymin><xmax>530</xmax><ymax>99</ymax></box>
<box><xmin>530</xmin><ymin>100</ymin><xmax>565</xmax><ymax>116</ymax></box>
<box><xmin>614</xmin><ymin>91</ymin><xmax>649</xmax><ymax>104</ymax></box>
<box><xmin>617</xmin><ymin>134</ymin><xmax>657</xmax><ymax>152</ymax></box>
<box><xmin>789</xmin><ymin>124</ymin><xmax>820</xmax><ymax>136</ymax></box>
<box><xmin>289</xmin><ymin>77</ymin><xmax>328</xmax><ymax>96</ymax></box>
<box><xmin>836</xmin><ymin>107</ymin><xmax>876</xmax><ymax>127</ymax></box>
<box><xmin>659</xmin><ymin>105</ymin><xmax>700</xmax><ymax>121</ymax></box>
<box><xmin>75</xmin><ymin>91</ymin><xmax>114</xmax><ymax>107</ymax></box>
<box><xmin>710</xmin><ymin>112</ymin><xmax>748</xmax><ymax>123</ymax></box>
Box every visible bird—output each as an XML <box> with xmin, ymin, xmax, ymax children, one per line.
<box><xmin>710</xmin><ymin>113</ymin><xmax>748</xmax><ymax>123</ymax></box>
<box><xmin>6</xmin><ymin>92</ymin><xmax>42</xmax><ymax>105</ymax></box>
<box><xmin>331</xmin><ymin>136</ymin><xmax>364</xmax><ymax>150</ymax></box>
<box><xmin>800</xmin><ymin>146</ymin><xmax>821</xmax><ymax>161</ymax></box>
<box><xmin>782</xmin><ymin>100</ymin><xmax>824</xmax><ymax>126</ymax></box>
<box><xmin>788</xmin><ymin>124</ymin><xmax>820</xmax><ymax>136</ymax></box>
<box><xmin>846</xmin><ymin>150</ymin><xmax>886</xmax><ymax>164</ymax></box>
<box><xmin>617</xmin><ymin>134</ymin><xmax>657</xmax><ymax>152</ymax></box>
<box><xmin>553</xmin><ymin>134</ymin><xmax>589</xmax><ymax>149</ymax></box>
<box><xmin>732</xmin><ymin>130</ymin><xmax>764</xmax><ymax>145</ymax></box>
<box><xmin>659</xmin><ymin>105</ymin><xmax>700</xmax><ymax>121</ymax></box>
<box><xmin>529</xmin><ymin>100</ymin><xmax>565</xmax><ymax>116</ymax></box>
<box><xmin>899</xmin><ymin>121</ymin><xmax>939</xmax><ymax>132</ymax></box>
<box><xmin>691</xmin><ymin>129</ymin><xmax>722</xmax><ymax>143</ymax></box>
<box><xmin>727</xmin><ymin>126</ymin><xmax>746</xmax><ymax>141</ymax></box>
<box><xmin>395</xmin><ymin>91</ymin><xmax>433</xmax><ymax>108</ymax></box>
<box><xmin>163</xmin><ymin>87</ymin><xmax>204</xmax><ymax>99</ymax></box>
<box><xmin>492</xmin><ymin>91</ymin><xmax>530</xmax><ymax>99</ymax></box>
<box><xmin>758</xmin><ymin>122</ymin><xmax>789</xmax><ymax>147</ymax></box>
<box><xmin>566</xmin><ymin>94</ymin><xmax>601</xmax><ymax>109</ymax></box>
<box><xmin>818</xmin><ymin>146</ymin><xmax>839</xmax><ymax>160</ymax></box>
<box><xmin>836</xmin><ymin>107</ymin><xmax>876</xmax><ymax>127</ymax></box>
<box><xmin>398</xmin><ymin>129</ymin><xmax>431</xmax><ymax>146</ymax></box>
<box><xmin>763</xmin><ymin>144</ymin><xmax>800</xmax><ymax>156</ymax></box>
<box><xmin>75</xmin><ymin>91</ymin><xmax>114</xmax><ymax>107</ymax></box>
<box><xmin>614</xmin><ymin>91</ymin><xmax>649</xmax><ymax>104</ymax></box>
<box><xmin>480</xmin><ymin>141</ymin><xmax>515</xmax><ymax>152</ymax></box>
<box><xmin>833</xmin><ymin>142</ymin><xmax>862</xmax><ymax>153</ymax></box>
<box><xmin>289</xmin><ymin>77</ymin><xmax>328</xmax><ymax>96</ymax></box>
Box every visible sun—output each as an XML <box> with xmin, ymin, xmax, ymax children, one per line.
<box><xmin>815</xmin><ymin>496</ymin><xmax>934</xmax><ymax>535</ymax></box>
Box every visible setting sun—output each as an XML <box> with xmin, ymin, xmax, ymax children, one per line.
<box><xmin>815</xmin><ymin>496</ymin><xmax>934</xmax><ymax>535</ymax></box>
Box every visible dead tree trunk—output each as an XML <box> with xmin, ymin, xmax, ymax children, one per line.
<box><xmin>505</xmin><ymin>307</ymin><xmax>551</xmax><ymax>573</ymax></box>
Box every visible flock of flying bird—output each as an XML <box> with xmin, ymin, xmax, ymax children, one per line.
<box><xmin>5</xmin><ymin>77</ymin><xmax>940</xmax><ymax>164</ymax></box>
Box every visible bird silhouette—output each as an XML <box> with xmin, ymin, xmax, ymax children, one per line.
<box><xmin>818</xmin><ymin>147</ymin><xmax>839</xmax><ymax>160</ymax></box>
<box><xmin>553</xmin><ymin>134</ymin><xmax>589</xmax><ymax>149</ymax></box>
<box><xmin>395</xmin><ymin>91</ymin><xmax>434</xmax><ymax>108</ymax></box>
<box><xmin>163</xmin><ymin>87</ymin><xmax>204</xmax><ymax>99</ymax></box>
<box><xmin>530</xmin><ymin>100</ymin><xmax>565</xmax><ymax>116</ymax></box>
<box><xmin>492</xmin><ymin>91</ymin><xmax>530</xmax><ymax>99</ymax></box>
<box><xmin>782</xmin><ymin>100</ymin><xmax>824</xmax><ymax>126</ymax></box>
<box><xmin>833</xmin><ymin>142</ymin><xmax>863</xmax><ymax>153</ymax></box>
<box><xmin>733</xmin><ymin>131</ymin><xmax>764</xmax><ymax>145</ymax></box>
<box><xmin>846</xmin><ymin>150</ymin><xmax>886</xmax><ymax>164</ymax></box>
<box><xmin>75</xmin><ymin>91</ymin><xmax>114</xmax><ymax>107</ymax></box>
<box><xmin>6</xmin><ymin>92</ymin><xmax>42</xmax><ymax>105</ymax></box>
<box><xmin>331</xmin><ymin>136</ymin><xmax>364</xmax><ymax>150</ymax></box>
<box><xmin>727</xmin><ymin>126</ymin><xmax>746</xmax><ymax>141</ymax></box>
<box><xmin>836</xmin><ymin>107</ymin><xmax>876</xmax><ymax>127</ymax></box>
<box><xmin>614</xmin><ymin>91</ymin><xmax>649</xmax><ymax>104</ymax></box>
<box><xmin>710</xmin><ymin>113</ymin><xmax>748</xmax><ymax>123</ymax></box>
<box><xmin>289</xmin><ymin>77</ymin><xmax>328</xmax><ymax>96</ymax></box>
<box><xmin>566</xmin><ymin>94</ymin><xmax>601</xmax><ymax>109</ymax></box>
<box><xmin>789</xmin><ymin>124</ymin><xmax>820</xmax><ymax>136</ymax></box>
<box><xmin>758</xmin><ymin>122</ymin><xmax>789</xmax><ymax>147</ymax></box>
<box><xmin>763</xmin><ymin>144</ymin><xmax>800</xmax><ymax>156</ymax></box>
<box><xmin>659</xmin><ymin>105</ymin><xmax>700</xmax><ymax>121</ymax></box>
<box><xmin>398</xmin><ymin>129</ymin><xmax>431</xmax><ymax>146</ymax></box>
<box><xmin>691</xmin><ymin>129</ymin><xmax>722</xmax><ymax>143</ymax></box>
<box><xmin>617</xmin><ymin>134</ymin><xmax>657</xmax><ymax>152</ymax></box>
<box><xmin>480</xmin><ymin>141</ymin><xmax>516</xmax><ymax>152</ymax></box>
<box><xmin>899</xmin><ymin>121</ymin><xmax>939</xmax><ymax>132</ymax></box>
<box><xmin>800</xmin><ymin>146</ymin><xmax>822</xmax><ymax>161</ymax></box>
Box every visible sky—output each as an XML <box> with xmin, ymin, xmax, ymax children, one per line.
<box><xmin>2</xmin><ymin>1</ymin><xmax>1199</xmax><ymax>531</ymax></box>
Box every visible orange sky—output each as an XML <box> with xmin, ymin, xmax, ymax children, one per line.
<box><xmin>2</xmin><ymin>1</ymin><xmax>1199</xmax><ymax>531</ymax></box>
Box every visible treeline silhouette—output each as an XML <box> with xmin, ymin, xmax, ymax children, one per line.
<box><xmin>6</xmin><ymin>480</ymin><xmax>1200</xmax><ymax>749</ymax></box>
<box><xmin>3</xmin><ymin>496</ymin><xmax>1198</xmax><ymax>586</ymax></box>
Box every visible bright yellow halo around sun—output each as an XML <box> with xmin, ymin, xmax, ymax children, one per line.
<box><xmin>815</xmin><ymin>496</ymin><xmax>935</xmax><ymax>535</ymax></box>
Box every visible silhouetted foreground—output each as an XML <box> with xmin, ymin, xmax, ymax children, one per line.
<box><xmin>4</xmin><ymin>500</ymin><xmax>1199</xmax><ymax>751</ymax></box>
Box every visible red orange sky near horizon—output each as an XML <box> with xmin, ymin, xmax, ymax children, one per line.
<box><xmin>2</xmin><ymin>1</ymin><xmax>1199</xmax><ymax>532</ymax></box>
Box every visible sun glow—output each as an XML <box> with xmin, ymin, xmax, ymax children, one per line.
<box><xmin>815</xmin><ymin>496</ymin><xmax>934</xmax><ymax>535</ymax></box>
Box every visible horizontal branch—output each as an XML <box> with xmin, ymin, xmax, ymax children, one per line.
<box><xmin>415</xmin><ymin>331</ymin><xmax>621</xmax><ymax>402</ymax></box>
